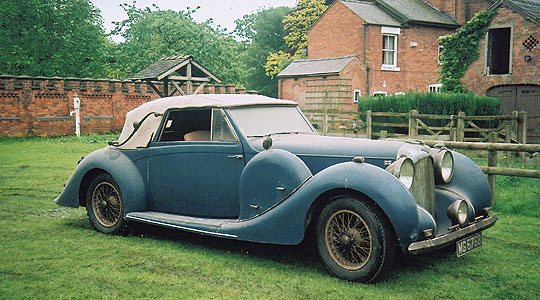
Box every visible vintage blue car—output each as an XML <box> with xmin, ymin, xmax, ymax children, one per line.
<box><xmin>56</xmin><ymin>94</ymin><xmax>497</xmax><ymax>282</ymax></box>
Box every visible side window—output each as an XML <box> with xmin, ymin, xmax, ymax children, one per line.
<box><xmin>211</xmin><ymin>109</ymin><xmax>237</xmax><ymax>142</ymax></box>
<box><xmin>158</xmin><ymin>109</ymin><xmax>211</xmax><ymax>142</ymax></box>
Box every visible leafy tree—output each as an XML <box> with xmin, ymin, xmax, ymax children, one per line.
<box><xmin>0</xmin><ymin>0</ymin><xmax>108</xmax><ymax>77</ymax></box>
<box><xmin>110</xmin><ymin>3</ymin><xmax>246</xmax><ymax>84</ymax></box>
<box><xmin>234</xmin><ymin>7</ymin><xmax>291</xmax><ymax>97</ymax></box>
<box><xmin>264</xmin><ymin>0</ymin><xmax>328</xmax><ymax>78</ymax></box>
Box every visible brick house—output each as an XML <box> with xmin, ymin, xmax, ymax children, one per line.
<box><xmin>277</xmin><ymin>0</ymin><xmax>540</xmax><ymax>119</ymax></box>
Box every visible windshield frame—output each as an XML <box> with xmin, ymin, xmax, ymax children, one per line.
<box><xmin>226</xmin><ymin>105</ymin><xmax>318</xmax><ymax>138</ymax></box>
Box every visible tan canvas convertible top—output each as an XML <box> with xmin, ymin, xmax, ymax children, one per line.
<box><xmin>116</xmin><ymin>94</ymin><xmax>297</xmax><ymax>149</ymax></box>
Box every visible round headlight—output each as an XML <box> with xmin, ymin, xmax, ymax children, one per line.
<box><xmin>447</xmin><ymin>199</ymin><xmax>469</xmax><ymax>225</ymax></box>
<box><xmin>398</xmin><ymin>158</ymin><xmax>415</xmax><ymax>189</ymax></box>
<box><xmin>386</xmin><ymin>157</ymin><xmax>415</xmax><ymax>189</ymax></box>
<box><xmin>434</xmin><ymin>150</ymin><xmax>454</xmax><ymax>184</ymax></box>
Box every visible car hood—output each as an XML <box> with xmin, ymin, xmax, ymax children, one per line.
<box><xmin>247</xmin><ymin>134</ymin><xmax>405</xmax><ymax>160</ymax></box>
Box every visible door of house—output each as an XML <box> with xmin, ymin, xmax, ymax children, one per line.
<box><xmin>487</xmin><ymin>84</ymin><xmax>540</xmax><ymax>142</ymax></box>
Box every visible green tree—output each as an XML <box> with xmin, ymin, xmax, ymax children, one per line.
<box><xmin>110</xmin><ymin>3</ymin><xmax>246</xmax><ymax>84</ymax></box>
<box><xmin>264</xmin><ymin>0</ymin><xmax>328</xmax><ymax>78</ymax></box>
<box><xmin>0</xmin><ymin>0</ymin><xmax>108</xmax><ymax>77</ymax></box>
<box><xmin>234</xmin><ymin>7</ymin><xmax>291</xmax><ymax>97</ymax></box>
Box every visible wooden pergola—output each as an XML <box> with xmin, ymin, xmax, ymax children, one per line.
<box><xmin>130</xmin><ymin>55</ymin><xmax>221</xmax><ymax>97</ymax></box>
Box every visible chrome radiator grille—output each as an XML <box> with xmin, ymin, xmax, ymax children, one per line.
<box><xmin>410</xmin><ymin>158</ymin><xmax>436</xmax><ymax>218</ymax></box>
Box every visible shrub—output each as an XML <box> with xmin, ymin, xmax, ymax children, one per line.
<box><xmin>357</xmin><ymin>92</ymin><xmax>501</xmax><ymax>133</ymax></box>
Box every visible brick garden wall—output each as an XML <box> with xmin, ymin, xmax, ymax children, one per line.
<box><xmin>0</xmin><ymin>76</ymin><xmax>253</xmax><ymax>136</ymax></box>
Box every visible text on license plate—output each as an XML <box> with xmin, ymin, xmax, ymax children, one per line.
<box><xmin>456</xmin><ymin>232</ymin><xmax>482</xmax><ymax>257</ymax></box>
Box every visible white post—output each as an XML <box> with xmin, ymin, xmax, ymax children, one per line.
<box><xmin>70</xmin><ymin>94</ymin><xmax>81</xmax><ymax>137</ymax></box>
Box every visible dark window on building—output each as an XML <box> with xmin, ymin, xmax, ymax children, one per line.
<box><xmin>487</xmin><ymin>27</ymin><xmax>511</xmax><ymax>75</ymax></box>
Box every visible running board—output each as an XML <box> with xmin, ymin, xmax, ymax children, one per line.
<box><xmin>125</xmin><ymin>211</ymin><xmax>238</xmax><ymax>238</ymax></box>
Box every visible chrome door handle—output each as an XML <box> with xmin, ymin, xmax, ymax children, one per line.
<box><xmin>228</xmin><ymin>155</ymin><xmax>243</xmax><ymax>159</ymax></box>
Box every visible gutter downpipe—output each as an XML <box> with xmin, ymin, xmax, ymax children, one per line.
<box><xmin>363</xmin><ymin>24</ymin><xmax>370</xmax><ymax>95</ymax></box>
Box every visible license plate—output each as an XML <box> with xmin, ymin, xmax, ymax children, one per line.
<box><xmin>456</xmin><ymin>232</ymin><xmax>482</xmax><ymax>257</ymax></box>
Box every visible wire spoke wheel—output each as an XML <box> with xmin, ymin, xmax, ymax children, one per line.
<box><xmin>325</xmin><ymin>209</ymin><xmax>372</xmax><ymax>271</ymax></box>
<box><xmin>91</xmin><ymin>181</ymin><xmax>122</xmax><ymax>228</ymax></box>
<box><xmin>316</xmin><ymin>196</ymin><xmax>394</xmax><ymax>282</ymax></box>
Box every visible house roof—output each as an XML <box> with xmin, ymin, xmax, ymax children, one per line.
<box><xmin>378</xmin><ymin>0</ymin><xmax>459</xmax><ymax>27</ymax></box>
<box><xmin>490</xmin><ymin>0</ymin><xmax>540</xmax><ymax>25</ymax></box>
<box><xmin>277</xmin><ymin>55</ymin><xmax>359</xmax><ymax>78</ymax></box>
<box><xmin>337</xmin><ymin>0</ymin><xmax>459</xmax><ymax>28</ymax></box>
<box><xmin>341</xmin><ymin>1</ymin><xmax>401</xmax><ymax>27</ymax></box>
<box><xmin>130</xmin><ymin>55</ymin><xmax>221</xmax><ymax>82</ymax></box>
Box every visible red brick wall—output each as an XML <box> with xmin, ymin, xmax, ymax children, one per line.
<box><xmin>308</xmin><ymin>1</ymin><xmax>365</xmax><ymax>59</ymax></box>
<box><xmin>462</xmin><ymin>7</ymin><xmax>540</xmax><ymax>94</ymax></box>
<box><xmin>365</xmin><ymin>25</ymin><xmax>455</xmax><ymax>95</ymax></box>
<box><xmin>0</xmin><ymin>76</ymin><xmax>248</xmax><ymax>136</ymax></box>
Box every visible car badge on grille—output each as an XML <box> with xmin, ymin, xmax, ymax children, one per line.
<box><xmin>384</xmin><ymin>160</ymin><xmax>392</xmax><ymax>166</ymax></box>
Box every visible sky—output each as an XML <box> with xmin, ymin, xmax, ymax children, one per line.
<box><xmin>91</xmin><ymin>0</ymin><xmax>297</xmax><ymax>42</ymax></box>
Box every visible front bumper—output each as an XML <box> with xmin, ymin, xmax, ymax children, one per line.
<box><xmin>408</xmin><ymin>213</ymin><xmax>498</xmax><ymax>255</ymax></box>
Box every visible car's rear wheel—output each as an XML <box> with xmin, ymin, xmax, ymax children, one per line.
<box><xmin>316</xmin><ymin>195</ymin><xmax>394</xmax><ymax>283</ymax></box>
<box><xmin>86</xmin><ymin>173</ymin><xmax>125</xmax><ymax>234</ymax></box>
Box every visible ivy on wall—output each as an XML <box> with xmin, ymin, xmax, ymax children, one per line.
<box><xmin>439</xmin><ymin>10</ymin><xmax>497</xmax><ymax>93</ymax></box>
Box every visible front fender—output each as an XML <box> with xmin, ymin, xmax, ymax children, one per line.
<box><xmin>222</xmin><ymin>161</ymin><xmax>419</xmax><ymax>248</ymax></box>
<box><xmin>54</xmin><ymin>147</ymin><xmax>146</xmax><ymax>214</ymax></box>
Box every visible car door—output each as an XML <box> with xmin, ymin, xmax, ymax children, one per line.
<box><xmin>148</xmin><ymin>108</ymin><xmax>245</xmax><ymax>218</ymax></box>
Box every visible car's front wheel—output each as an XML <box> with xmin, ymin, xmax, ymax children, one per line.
<box><xmin>86</xmin><ymin>173</ymin><xmax>125</xmax><ymax>234</ymax></box>
<box><xmin>316</xmin><ymin>195</ymin><xmax>394</xmax><ymax>283</ymax></box>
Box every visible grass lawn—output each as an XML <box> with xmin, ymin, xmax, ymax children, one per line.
<box><xmin>1</xmin><ymin>135</ymin><xmax>539</xmax><ymax>299</ymax></box>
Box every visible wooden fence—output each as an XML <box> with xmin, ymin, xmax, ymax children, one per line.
<box><xmin>359</xmin><ymin>110</ymin><xmax>533</xmax><ymax>144</ymax></box>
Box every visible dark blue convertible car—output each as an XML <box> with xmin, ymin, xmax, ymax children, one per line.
<box><xmin>56</xmin><ymin>94</ymin><xmax>497</xmax><ymax>282</ymax></box>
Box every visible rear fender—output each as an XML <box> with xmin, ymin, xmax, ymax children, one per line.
<box><xmin>55</xmin><ymin>147</ymin><xmax>146</xmax><ymax>214</ymax></box>
<box><xmin>222</xmin><ymin>161</ymin><xmax>419</xmax><ymax>248</ymax></box>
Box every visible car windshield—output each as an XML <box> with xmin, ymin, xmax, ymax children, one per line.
<box><xmin>228</xmin><ymin>105</ymin><xmax>316</xmax><ymax>137</ymax></box>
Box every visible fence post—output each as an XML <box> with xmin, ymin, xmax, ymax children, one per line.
<box><xmin>366</xmin><ymin>110</ymin><xmax>372</xmax><ymax>139</ymax></box>
<box><xmin>409</xmin><ymin>110</ymin><xmax>418</xmax><ymax>138</ymax></box>
<box><xmin>517</xmin><ymin>111</ymin><xmax>528</xmax><ymax>160</ymax></box>
<box><xmin>511</xmin><ymin>111</ymin><xmax>519</xmax><ymax>141</ymax></box>
<box><xmin>488</xmin><ymin>132</ymin><xmax>497</xmax><ymax>207</ymax></box>
<box><xmin>380</xmin><ymin>130</ymin><xmax>387</xmax><ymax>140</ymax></box>
<box><xmin>457</xmin><ymin>111</ymin><xmax>465</xmax><ymax>142</ymax></box>
<box><xmin>505</xmin><ymin>124</ymin><xmax>511</xmax><ymax>163</ymax></box>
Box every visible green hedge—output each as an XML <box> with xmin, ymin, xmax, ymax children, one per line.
<box><xmin>357</xmin><ymin>92</ymin><xmax>502</xmax><ymax>133</ymax></box>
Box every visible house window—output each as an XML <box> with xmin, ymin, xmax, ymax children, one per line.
<box><xmin>373</xmin><ymin>91</ymin><xmax>387</xmax><ymax>97</ymax></box>
<box><xmin>438</xmin><ymin>42</ymin><xmax>444</xmax><ymax>65</ymax></box>
<box><xmin>394</xmin><ymin>92</ymin><xmax>406</xmax><ymax>95</ymax></box>
<box><xmin>383</xmin><ymin>35</ymin><xmax>397</xmax><ymax>65</ymax></box>
<box><xmin>381</xmin><ymin>27</ymin><xmax>400</xmax><ymax>71</ymax></box>
<box><xmin>429</xmin><ymin>83</ymin><xmax>443</xmax><ymax>93</ymax></box>
<box><xmin>486</xmin><ymin>27</ymin><xmax>512</xmax><ymax>75</ymax></box>
<box><xmin>353</xmin><ymin>89</ymin><xmax>361</xmax><ymax>103</ymax></box>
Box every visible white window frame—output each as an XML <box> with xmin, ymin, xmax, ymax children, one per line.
<box><xmin>429</xmin><ymin>83</ymin><xmax>443</xmax><ymax>93</ymax></box>
<box><xmin>394</xmin><ymin>92</ymin><xmax>406</xmax><ymax>95</ymax></box>
<box><xmin>484</xmin><ymin>24</ymin><xmax>514</xmax><ymax>75</ymax></box>
<box><xmin>438</xmin><ymin>36</ymin><xmax>445</xmax><ymax>65</ymax></box>
<box><xmin>381</xmin><ymin>27</ymin><xmax>400</xmax><ymax>71</ymax></box>
<box><xmin>353</xmin><ymin>89</ymin><xmax>361</xmax><ymax>103</ymax></box>
<box><xmin>373</xmin><ymin>91</ymin><xmax>388</xmax><ymax>97</ymax></box>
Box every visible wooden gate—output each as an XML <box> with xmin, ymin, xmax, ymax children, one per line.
<box><xmin>487</xmin><ymin>84</ymin><xmax>540</xmax><ymax>142</ymax></box>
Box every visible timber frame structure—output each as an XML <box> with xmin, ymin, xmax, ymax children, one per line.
<box><xmin>130</xmin><ymin>55</ymin><xmax>221</xmax><ymax>97</ymax></box>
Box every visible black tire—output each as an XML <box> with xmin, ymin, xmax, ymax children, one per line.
<box><xmin>86</xmin><ymin>173</ymin><xmax>125</xmax><ymax>234</ymax></box>
<box><xmin>316</xmin><ymin>196</ymin><xmax>394</xmax><ymax>283</ymax></box>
